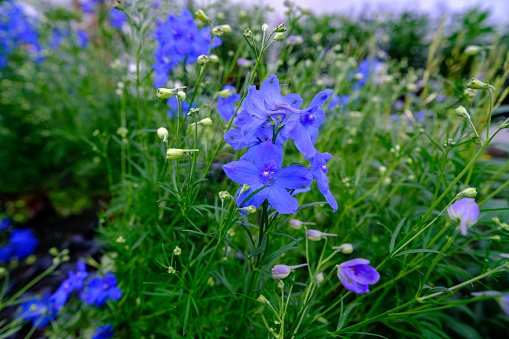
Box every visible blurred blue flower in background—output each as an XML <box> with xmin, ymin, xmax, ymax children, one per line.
<box><xmin>152</xmin><ymin>9</ymin><xmax>222</xmax><ymax>88</ymax></box>
<box><xmin>328</xmin><ymin>94</ymin><xmax>349</xmax><ymax>112</ymax></box>
<box><xmin>217</xmin><ymin>85</ymin><xmax>241</xmax><ymax>120</ymax></box>
<box><xmin>109</xmin><ymin>8</ymin><xmax>127</xmax><ymax>29</ymax></box>
<box><xmin>92</xmin><ymin>324</ymin><xmax>115</xmax><ymax>339</ymax></box>
<box><xmin>81</xmin><ymin>273</ymin><xmax>122</xmax><ymax>307</ymax></box>
<box><xmin>51</xmin><ymin>261</ymin><xmax>89</xmax><ymax>309</ymax></box>
<box><xmin>77</xmin><ymin>29</ymin><xmax>89</xmax><ymax>49</ymax></box>
<box><xmin>0</xmin><ymin>218</ymin><xmax>10</xmax><ymax>231</ymax></box>
<box><xmin>0</xmin><ymin>228</ymin><xmax>39</xmax><ymax>262</ymax></box>
<box><xmin>19</xmin><ymin>294</ymin><xmax>56</xmax><ymax>329</ymax></box>
<box><xmin>0</xmin><ymin>1</ymin><xmax>41</xmax><ymax>68</ymax></box>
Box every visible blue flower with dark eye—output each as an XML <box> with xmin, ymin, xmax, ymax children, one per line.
<box><xmin>223</xmin><ymin>140</ymin><xmax>313</xmax><ymax>214</ymax></box>
<box><xmin>309</xmin><ymin>151</ymin><xmax>337</xmax><ymax>211</ymax></box>
<box><xmin>152</xmin><ymin>9</ymin><xmax>222</xmax><ymax>88</ymax></box>
<box><xmin>328</xmin><ymin>94</ymin><xmax>349</xmax><ymax>112</ymax></box>
<box><xmin>109</xmin><ymin>8</ymin><xmax>127</xmax><ymax>29</ymax></box>
<box><xmin>92</xmin><ymin>324</ymin><xmax>115</xmax><ymax>339</ymax></box>
<box><xmin>80</xmin><ymin>273</ymin><xmax>122</xmax><ymax>307</ymax></box>
<box><xmin>9</xmin><ymin>228</ymin><xmax>39</xmax><ymax>261</ymax></box>
<box><xmin>77</xmin><ymin>29</ymin><xmax>89</xmax><ymax>49</ymax></box>
<box><xmin>19</xmin><ymin>294</ymin><xmax>56</xmax><ymax>329</ymax></box>
<box><xmin>217</xmin><ymin>85</ymin><xmax>241</xmax><ymax>120</ymax></box>
<box><xmin>51</xmin><ymin>261</ymin><xmax>89</xmax><ymax>309</ymax></box>
<box><xmin>337</xmin><ymin>258</ymin><xmax>380</xmax><ymax>294</ymax></box>
<box><xmin>0</xmin><ymin>218</ymin><xmax>10</xmax><ymax>231</ymax></box>
<box><xmin>447</xmin><ymin>198</ymin><xmax>479</xmax><ymax>236</ymax></box>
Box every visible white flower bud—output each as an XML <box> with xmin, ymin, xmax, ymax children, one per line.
<box><xmin>262</xmin><ymin>23</ymin><xmax>269</xmax><ymax>32</ymax></box>
<box><xmin>209</xmin><ymin>54</ymin><xmax>219</xmax><ymax>63</ymax></box>
<box><xmin>166</xmin><ymin>148</ymin><xmax>199</xmax><ymax>160</ymax></box>
<box><xmin>243</xmin><ymin>28</ymin><xmax>252</xmax><ymax>38</ymax></box>
<box><xmin>274</xmin><ymin>23</ymin><xmax>287</xmax><ymax>32</ymax></box>
<box><xmin>316</xmin><ymin>272</ymin><xmax>325</xmax><ymax>285</ymax></box>
<box><xmin>464</xmin><ymin>45</ymin><xmax>482</xmax><ymax>56</ymax></box>
<box><xmin>273</xmin><ymin>33</ymin><xmax>285</xmax><ymax>41</ymax></box>
<box><xmin>157</xmin><ymin>127</ymin><xmax>169</xmax><ymax>142</ymax></box>
<box><xmin>217</xmin><ymin>89</ymin><xmax>233</xmax><ymax>98</ymax></box>
<box><xmin>173</xmin><ymin>246</ymin><xmax>182</xmax><ymax>255</ymax></box>
<box><xmin>240</xmin><ymin>184</ymin><xmax>250</xmax><ymax>194</ymax></box>
<box><xmin>257</xmin><ymin>295</ymin><xmax>270</xmax><ymax>304</ymax></box>
<box><xmin>197</xmin><ymin>55</ymin><xmax>209</xmax><ymax>64</ymax></box>
<box><xmin>460</xmin><ymin>187</ymin><xmax>477</xmax><ymax>198</ymax></box>
<box><xmin>219</xmin><ymin>191</ymin><xmax>232</xmax><ymax>200</ymax></box>
<box><xmin>240</xmin><ymin>205</ymin><xmax>256</xmax><ymax>213</ymax></box>
<box><xmin>454</xmin><ymin>106</ymin><xmax>469</xmax><ymax>118</ymax></box>
<box><xmin>334</xmin><ymin>243</ymin><xmax>353</xmax><ymax>254</ymax></box>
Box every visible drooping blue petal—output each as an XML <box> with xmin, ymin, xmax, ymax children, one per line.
<box><xmin>222</xmin><ymin>161</ymin><xmax>260</xmax><ymax>185</ymax></box>
<box><xmin>267</xmin><ymin>185</ymin><xmax>299</xmax><ymax>214</ymax></box>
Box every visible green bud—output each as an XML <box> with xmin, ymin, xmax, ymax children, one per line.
<box><xmin>466</xmin><ymin>78</ymin><xmax>495</xmax><ymax>91</ymax></box>
<box><xmin>464</xmin><ymin>45</ymin><xmax>482</xmax><ymax>56</ymax></box>
<box><xmin>454</xmin><ymin>106</ymin><xmax>469</xmax><ymax>118</ymax></box>
<box><xmin>197</xmin><ymin>55</ymin><xmax>209</xmax><ymax>64</ymax></box>
<box><xmin>240</xmin><ymin>205</ymin><xmax>256</xmax><ymax>213</ymax></box>
<box><xmin>243</xmin><ymin>28</ymin><xmax>252</xmax><ymax>38</ymax></box>
<box><xmin>274</xmin><ymin>23</ymin><xmax>287</xmax><ymax>33</ymax></box>
<box><xmin>177</xmin><ymin>91</ymin><xmax>186</xmax><ymax>101</ymax></box>
<box><xmin>219</xmin><ymin>191</ymin><xmax>232</xmax><ymax>200</ymax></box>
<box><xmin>194</xmin><ymin>10</ymin><xmax>210</xmax><ymax>23</ymax></box>
<box><xmin>460</xmin><ymin>187</ymin><xmax>477</xmax><ymax>198</ymax></box>
<box><xmin>209</xmin><ymin>54</ymin><xmax>219</xmax><ymax>63</ymax></box>
<box><xmin>240</xmin><ymin>184</ymin><xmax>250</xmax><ymax>194</ymax></box>
<box><xmin>157</xmin><ymin>127</ymin><xmax>169</xmax><ymax>142</ymax></box>
<box><xmin>217</xmin><ymin>89</ymin><xmax>233</xmax><ymax>98</ymax></box>
<box><xmin>157</xmin><ymin>88</ymin><xmax>176</xmax><ymax>99</ymax></box>
<box><xmin>166</xmin><ymin>148</ymin><xmax>199</xmax><ymax>160</ymax></box>
<box><xmin>273</xmin><ymin>33</ymin><xmax>285</xmax><ymax>41</ymax></box>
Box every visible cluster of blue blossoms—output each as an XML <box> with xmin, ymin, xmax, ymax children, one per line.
<box><xmin>80</xmin><ymin>0</ymin><xmax>127</xmax><ymax>29</ymax></box>
<box><xmin>0</xmin><ymin>1</ymin><xmax>41</xmax><ymax>69</ymax></box>
<box><xmin>50</xmin><ymin>28</ymin><xmax>89</xmax><ymax>50</ymax></box>
<box><xmin>152</xmin><ymin>9</ymin><xmax>221</xmax><ymax>88</ymax></box>
<box><xmin>18</xmin><ymin>261</ymin><xmax>121</xmax><ymax>338</ymax></box>
<box><xmin>0</xmin><ymin>219</ymin><xmax>39</xmax><ymax>263</ymax></box>
<box><xmin>222</xmin><ymin>74</ymin><xmax>338</xmax><ymax>214</ymax></box>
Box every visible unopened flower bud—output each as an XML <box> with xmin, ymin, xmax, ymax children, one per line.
<box><xmin>195</xmin><ymin>118</ymin><xmax>212</xmax><ymax>127</ymax></box>
<box><xmin>240</xmin><ymin>184</ymin><xmax>250</xmax><ymax>194</ymax></box>
<box><xmin>168</xmin><ymin>266</ymin><xmax>176</xmax><ymax>274</ymax></box>
<box><xmin>187</xmin><ymin>107</ymin><xmax>200</xmax><ymax>116</ymax></box>
<box><xmin>333</xmin><ymin>243</ymin><xmax>353</xmax><ymax>254</ymax></box>
<box><xmin>316</xmin><ymin>272</ymin><xmax>325</xmax><ymax>285</ymax></box>
<box><xmin>194</xmin><ymin>9</ymin><xmax>210</xmax><ymax>22</ymax></box>
<box><xmin>177</xmin><ymin>91</ymin><xmax>186</xmax><ymax>101</ymax></box>
<box><xmin>49</xmin><ymin>247</ymin><xmax>59</xmax><ymax>256</ymax></box>
<box><xmin>240</xmin><ymin>205</ymin><xmax>256</xmax><ymax>213</ymax></box>
<box><xmin>219</xmin><ymin>191</ymin><xmax>232</xmax><ymax>200</ymax></box>
<box><xmin>157</xmin><ymin>127</ymin><xmax>169</xmax><ymax>142</ymax></box>
<box><xmin>306</xmin><ymin>230</ymin><xmax>337</xmax><ymax>241</ymax></box>
<box><xmin>454</xmin><ymin>106</ymin><xmax>469</xmax><ymax>118</ymax></box>
<box><xmin>166</xmin><ymin>148</ymin><xmax>199</xmax><ymax>160</ymax></box>
<box><xmin>213</xmin><ymin>27</ymin><xmax>224</xmax><ymax>36</ymax></box>
<box><xmin>273</xmin><ymin>33</ymin><xmax>285</xmax><ymax>41</ymax></box>
<box><xmin>262</xmin><ymin>23</ymin><xmax>269</xmax><ymax>32</ymax></box>
<box><xmin>197</xmin><ymin>55</ymin><xmax>209</xmax><ymax>64</ymax></box>
<box><xmin>217</xmin><ymin>89</ymin><xmax>233</xmax><ymax>98</ymax></box>
<box><xmin>173</xmin><ymin>246</ymin><xmax>182</xmax><ymax>255</ymax></box>
<box><xmin>219</xmin><ymin>24</ymin><xmax>231</xmax><ymax>34</ymax></box>
<box><xmin>353</xmin><ymin>73</ymin><xmax>364</xmax><ymax>80</ymax></box>
<box><xmin>157</xmin><ymin>88</ymin><xmax>176</xmax><ymax>99</ymax></box>
<box><xmin>460</xmin><ymin>187</ymin><xmax>477</xmax><ymax>198</ymax></box>
<box><xmin>277</xmin><ymin>280</ymin><xmax>284</xmax><ymax>289</ymax></box>
<box><xmin>209</xmin><ymin>54</ymin><xmax>219</xmax><ymax>63</ymax></box>
<box><xmin>467</xmin><ymin>78</ymin><xmax>495</xmax><ymax>90</ymax></box>
<box><xmin>300</xmin><ymin>7</ymin><xmax>311</xmax><ymax>14</ymax></box>
<box><xmin>243</xmin><ymin>28</ymin><xmax>252</xmax><ymax>38</ymax></box>
<box><xmin>257</xmin><ymin>295</ymin><xmax>270</xmax><ymax>304</ymax></box>
<box><xmin>464</xmin><ymin>45</ymin><xmax>482</xmax><ymax>56</ymax></box>
<box><xmin>379</xmin><ymin>166</ymin><xmax>387</xmax><ymax>175</ymax></box>
<box><xmin>274</xmin><ymin>23</ymin><xmax>287</xmax><ymax>32</ymax></box>
<box><xmin>289</xmin><ymin>219</ymin><xmax>315</xmax><ymax>230</ymax></box>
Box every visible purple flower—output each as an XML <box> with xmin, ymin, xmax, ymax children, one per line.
<box><xmin>336</xmin><ymin>258</ymin><xmax>380</xmax><ymax>294</ymax></box>
<box><xmin>0</xmin><ymin>218</ymin><xmax>10</xmax><ymax>231</ymax></box>
<box><xmin>471</xmin><ymin>291</ymin><xmax>509</xmax><ymax>317</ymax></box>
<box><xmin>93</xmin><ymin>324</ymin><xmax>115</xmax><ymax>339</ymax></box>
<box><xmin>223</xmin><ymin>140</ymin><xmax>313</xmax><ymax>214</ymax></box>
<box><xmin>109</xmin><ymin>8</ymin><xmax>127</xmax><ymax>29</ymax></box>
<box><xmin>167</xmin><ymin>97</ymin><xmax>191</xmax><ymax>118</ymax></box>
<box><xmin>286</xmin><ymin>35</ymin><xmax>303</xmax><ymax>45</ymax></box>
<box><xmin>447</xmin><ymin>198</ymin><xmax>479</xmax><ymax>235</ymax></box>
<box><xmin>51</xmin><ymin>261</ymin><xmax>89</xmax><ymax>309</ymax></box>
<box><xmin>18</xmin><ymin>294</ymin><xmax>56</xmax><ymax>329</ymax></box>
<box><xmin>217</xmin><ymin>85</ymin><xmax>241</xmax><ymax>120</ymax></box>
<box><xmin>152</xmin><ymin>9</ymin><xmax>221</xmax><ymax>87</ymax></box>
<box><xmin>502</xmin><ymin>294</ymin><xmax>509</xmax><ymax>317</ymax></box>
<box><xmin>80</xmin><ymin>273</ymin><xmax>122</xmax><ymax>307</ymax></box>
<box><xmin>309</xmin><ymin>151</ymin><xmax>337</xmax><ymax>211</ymax></box>
<box><xmin>306</xmin><ymin>230</ymin><xmax>337</xmax><ymax>241</ymax></box>
<box><xmin>9</xmin><ymin>228</ymin><xmax>39</xmax><ymax>260</ymax></box>
<box><xmin>271</xmin><ymin>263</ymin><xmax>308</xmax><ymax>279</ymax></box>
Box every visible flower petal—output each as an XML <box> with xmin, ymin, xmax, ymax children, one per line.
<box><xmin>223</xmin><ymin>161</ymin><xmax>260</xmax><ymax>185</ymax></box>
<box><xmin>275</xmin><ymin>165</ymin><xmax>312</xmax><ymax>189</ymax></box>
<box><xmin>267</xmin><ymin>185</ymin><xmax>298</xmax><ymax>214</ymax></box>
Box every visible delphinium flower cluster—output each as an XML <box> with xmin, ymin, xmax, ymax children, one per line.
<box><xmin>18</xmin><ymin>260</ymin><xmax>121</xmax><ymax>338</ymax></box>
<box><xmin>152</xmin><ymin>9</ymin><xmax>222</xmax><ymax>88</ymax></box>
<box><xmin>0</xmin><ymin>1</ymin><xmax>41</xmax><ymax>69</ymax></box>
<box><xmin>222</xmin><ymin>74</ymin><xmax>338</xmax><ymax>214</ymax></box>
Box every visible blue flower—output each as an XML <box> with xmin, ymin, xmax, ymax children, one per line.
<box><xmin>217</xmin><ymin>85</ymin><xmax>241</xmax><ymax>120</ymax></box>
<box><xmin>9</xmin><ymin>228</ymin><xmax>39</xmax><ymax>260</ymax></box>
<box><xmin>471</xmin><ymin>291</ymin><xmax>509</xmax><ymax>317</ymax></box>
<box><xmin>51</xmin><ymin>261</ymin><xmax>89</xmax><ymax>309</ymax></box>
<box><xmin>0</xmin><ymin>1</ymin><xmax>41</xmax><ymax>68</ymax></box>
<box><xmin>447</xmin><ymin>198</ymin><xmax>479</xmax><ymax>236</ymax></box>
<box><xmin>0</xmin><ymin>218</ymin><xmax>10</xmax><ymax>231</ymax></box>
<box><xmin>81</xmin><ymin>273</ymin><xmax>122</xmax><ymax>307</ymax></box>
<box><xmin>19</xmin><ymin>294</ymin><xmax>56</xmax><ymax>329</ymax></box>
<box><xmin>0</xmin><ymin>245</ymin><xmax>14</xmax><ymax>262</ymax></box>
<box><xmin>77</xmin><ymin>29</ymin><xmax>89</xmax><ymax>49</ymax></box>
<box><xmin>80</xmin><ymin>0</ymin><xmax>101</xmax><ymax>13</ymax></box>
<box><xmin>353</xmin><ymin>58</ymin><xmax>379</xmax><ymax>91</ymax></box>
<box><xmin>337</xmin><ymin>258</ymin><xmax>380</xmax><ymax>294</ymax></box>
<box><xmin>109</xmin><ymin>8</ymin><xmax>127</xmax><ymax>29</ymax></box>
<box><xmin>92</xmin><ymin>324</ymin><xmax>115</xmax><ymax>339</ymax></box>
<box><xmin>152</xmin><ymin>9</ymin><xmax>221</xmax><ymax>87</ymax></box>
<box><xmin>309</xmin><ymin>151</ymin><xmax>338</xmax><ymax>211</ymax></box>
<box><xmin>167</xmin><ymin>97</ymin><xmax>194</xmax><ymax>118</ymax></box>
<box><xmin>328</xmin><ymin>94</ymin><xmax>349</xmax><ymax>112</ymax></box>
<box><xmin>223</xmin><ymin>140</ymin><xmax>313</xmax><ymax>214</ymax></box>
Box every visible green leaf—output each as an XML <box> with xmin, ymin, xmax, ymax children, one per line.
<box><xmin>336</xmin><ymin>302</ymin><xmax>361</xmax><ymax>331</ymax></box>
<box><xmin>260</xmin><ymin>238</ymin><xmax>302</xmax><ymax>266</ymax></box>
<box><xmin>390</xmin><ymin>218</ymin><xmax>406</xmax><ymax>253</ymax></box>
<box><xmin>394</xmin><ymin>249</ymin><xmax>445</xmax><ymax>257</ymax></box>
